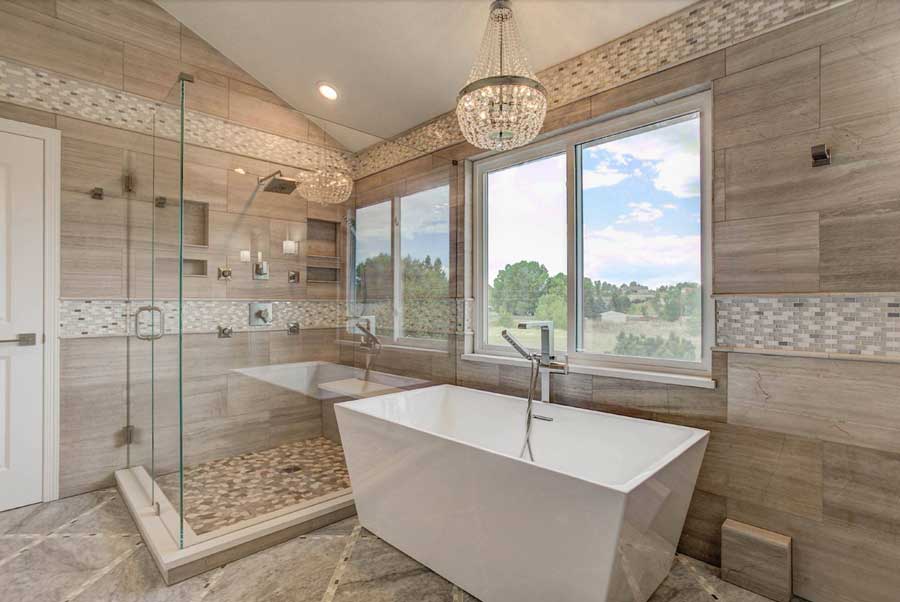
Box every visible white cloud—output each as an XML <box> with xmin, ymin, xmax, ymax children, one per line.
<box><xmin>399</xmin><ymin>186</ymin><xmax>449</xmax><ymax>239</ymax></box>
<box><xmin>653</xmin><ymin>151</ymin><xmax>700</xmax><ymax>198</ymax></box>
<box><xmin>599</xmin><ymin>118</ymin><xmax>700</xmax><ymax>198</ymax></box>
<box><xmin>582</xmin><ymin>161</ymin><xmax>630</xmax><ymax>189</ymax></box>
<box><xmin>486</xmin><ymin>154</ymin><xmax>568</xmax><ymax>280</ymax></box>
<box><xmin>583</xmin><ymin>226</ymin><xmax>701</xmax><ymax>287</ymax></box>
<box><xmin>663</xmin><ymin>203</ymin><xmax>678</xmax><ymax>210</ymax></box>
<box><xmin>616</xmin><ymin>202</ymin><xmax>663</xmax><ymax>224</ymax></box>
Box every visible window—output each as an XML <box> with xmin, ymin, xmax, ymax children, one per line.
<box><xmin>352</xmin><ymin>200</ymin><xmax>394</xmax><ymax>339</ymax></box>
<box><xmin>474</xmin><ymin>92</ymin><xmax>712</xmax><ymax>375</ymax></box>
<box><xmin>353</xmin><ymin>201</ymin><xmax>392</xmax><ymax>302</ymax></box>
<box><xmin>351</xmin><ymin>184</ymin><xmax>451</xmax><ymax>347</ymax></box>
<box><xmin>398</xmin><ymin>185</ymin><xmax>451</xmax><ymax>341</ymax></box>
<box><xmin>485</xmin><ymin>153</ymin><xmax>567</xmax><ymax>351</ymax></box>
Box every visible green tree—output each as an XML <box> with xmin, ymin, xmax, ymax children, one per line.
<box><xmin>535</xmin><ymin>272</ymin><xmax>567</xmax><ymax>329</ymax></box>
<box><xmin>651</xmin><ymin>282</ymin><xmax>701</xmax><ymax>322</ymax></box>
<box><xmin>355</xmin><ymin>253</ymin><xmax>392</xmax><ymax>301</ymax></box>
<box><xmin>609</xmin><ymin>288</ymin><xmax>632</xmax><ymax>313</ymax></box>
<box><xmin>402</xmin><ymin>254</ymin><xmax>448</xmax><ymax>299</ymax></box>
<box><xmin>653</xmin><ymin>285</ymin><xmax>684</xmax><ymax>321</ymax></box>
<box><xmin>491</xmin><ymin>260</ymin><xmax>549</xmax><ymax>315</ymax></box>
<box><xmin>613</xmin><ymin>332</ymin><xmax>696</xmax><ymax>360</ymax></box>
<box><xmin>583</xmin><ymin>278</ymin><xmax>609</xmax><ymax>318</ymax></box>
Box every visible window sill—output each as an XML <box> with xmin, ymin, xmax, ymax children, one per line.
<box><xmin>460</xmin><ymin>353</ymin><xmax>716</xmax><ymax>389</ymax></box>
<box><xmin>338</xmin><ymin>339</ymin><xmax>449</xmax><ymax>355</ymax></box>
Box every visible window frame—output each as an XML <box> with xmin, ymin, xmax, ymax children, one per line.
<box><xmin>473</xmin><ymin>91</ymin><xmax>713</xmax><ymax>376</ymax></box>
<box><xmin>350</xmin><ymin>185</ymin><xmax>452</xmax><ymax>351</ymax></box>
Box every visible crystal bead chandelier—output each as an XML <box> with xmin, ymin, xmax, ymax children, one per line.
<box><xmin>297</xmin><ymin>164</ymin><xmax>353</xmax><ymax>205</ymax></box>
<box><xmin>456</xmin><ymin>0</ymin><xmax>547</xmax><ymax>151</ymax></box>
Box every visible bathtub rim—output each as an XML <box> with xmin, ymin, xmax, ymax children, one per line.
<box><xmin>335</xmin><ymin>383</ymin><xmax>708</xmax><ymax>495</ymax></box>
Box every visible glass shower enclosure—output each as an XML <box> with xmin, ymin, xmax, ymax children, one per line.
<box><xmin>119</xmin><ymin>72</ymin><xmax>454</xmax><ymax>579</ymax></box>
<box><xmin>127</xmin><ymin>73</ymin><xmax>191</xmax><ymax>548</ymax></box>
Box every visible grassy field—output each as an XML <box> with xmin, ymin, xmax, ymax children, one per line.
<box><xmin>487</xmin><ymin>317</ymin><xmax>700</xmax><ymax>360</ymax></box>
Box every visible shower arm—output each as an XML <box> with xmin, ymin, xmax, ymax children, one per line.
<box><xmin>256</xmin><ymin>167</ymin><xmax>314</xmax><ymax>186</ymax></box>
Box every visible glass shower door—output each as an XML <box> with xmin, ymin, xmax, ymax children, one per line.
<box><xmin>127</xmin><ymin>74</ymin><xmax>188</xmax><ymax>549</ymax></box>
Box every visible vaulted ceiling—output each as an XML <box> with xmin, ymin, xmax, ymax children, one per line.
<box><xmin>159</xmin><ymin>0</ymin><xmax>693</xmax><ymax>150</ymax></box>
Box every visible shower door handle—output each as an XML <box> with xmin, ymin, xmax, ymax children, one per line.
<box><xmin>134</xmin><ymin>306</ymin><xmax>165</xmax><ymax>341</ymax></box>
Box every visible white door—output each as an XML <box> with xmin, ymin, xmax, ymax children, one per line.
<box><xmin>0</xmin><ymin>128</ymin><xmax>45</xmax><ymax>511</ymax></box>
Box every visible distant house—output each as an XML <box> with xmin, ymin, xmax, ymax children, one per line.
<box><xmin>600</xmin><ymin>310</ymin><xmax>627</xmax><ymax>323</ymax></box>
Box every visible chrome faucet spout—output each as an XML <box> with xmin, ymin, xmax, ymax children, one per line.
<box><xmin>350</xmin><ymin>317</ymin><xmax>381</xmax><ymax>380</ymax></box>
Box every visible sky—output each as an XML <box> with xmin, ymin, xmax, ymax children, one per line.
<box><xmin>353</xmin><ymin>185</ymin><xmax>450</xmax><ymax>273</ymax></box>
<box><xmin>487</xmin><ymin>114</ymin><xmax>701</xmax><ymax>288</ymax></box>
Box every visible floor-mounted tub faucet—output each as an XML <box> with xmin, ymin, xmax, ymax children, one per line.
<box><xmin>354</xmin><ymin>318</ymin><xmax>381</xmax><ymax>380</ymax></box>
<box><xmin>514</xmin><ymin>321</ymin><xmax>568</xmax><ymax>401</ymax></box>
<box><xmin>501</xmin><ymin>324</ymin><xmax>568</xmax><ymax>462</ymax></box>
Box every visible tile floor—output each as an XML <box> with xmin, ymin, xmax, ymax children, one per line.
<box><xmin>0</xmin><ymin>488</ymin><xmax>808</xmax><ymax>602</ymax></box>
<box><xmin>157</xmin><ymin>438</ymin><xmax>351</xmax><ymax>535</ymax></box>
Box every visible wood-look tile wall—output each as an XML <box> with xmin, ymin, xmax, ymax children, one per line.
<box><xmin>351</xmin><ymin>3</ymin><xmax>900</xmax><ymax>601</ymax></box>
<box><xmin>0</xmin><ymin>0</ymin><xmax>346</xmax><ymax>496</ymax></box>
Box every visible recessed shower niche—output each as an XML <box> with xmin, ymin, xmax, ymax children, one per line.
<box><xmin>182</xmin><ymin>200</ymin><xmax>209</xmax><ymax>280</ymax></box>
<box><xmin>182</xmin><ymin>200</ymin><xmax>209</xmax><ymax>248</ymax></box>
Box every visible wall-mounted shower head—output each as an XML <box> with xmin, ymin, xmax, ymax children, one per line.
<box><xmin>258</xmin><ymin>170</ymin><xmax>299</xmax><ymax>194</ymax></box>
<box><xmin>243</xmin><ymin>169</ymin><xmax>300</xmax><ymax>205</ymax></box>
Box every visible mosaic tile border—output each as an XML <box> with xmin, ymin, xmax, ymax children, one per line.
<box><xmin>354</xmin><ymin>0</ymin><xmax>845</xmax><ymax>178</ymax></box>
<box><xmin>57</xmin><ymin>297</ymin><xmax>467</xmax><ymax>339</ymax></box>
<box><xmin>58</xmin><ymin>299</ymin><xmax>347</xmax><ymax>338</ymax></box>
<box><xmin>716</xmin><ymin>295</ymin><xmax>900</xmax><ymax>357</ymax></box>
<box><xmin>0</xmin><ymin>58</ymin><xmax>353</xmax><ymax>172</ymax></box>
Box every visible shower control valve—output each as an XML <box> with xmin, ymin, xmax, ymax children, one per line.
<box><xmin>248</xmin><ymin>302</ymin><xmax>274</xmax><ymax>327</ymax></box>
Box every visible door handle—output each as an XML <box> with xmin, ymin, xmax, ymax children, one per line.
<box><xmin>0</xmin><ymin>333</ymin><xmax>36</xmax><ymax>346</ymax></box>
<box><xmin>134</xmin><ymin>306</ymin><xmax>165</xmax><ymax>341</ymax></box>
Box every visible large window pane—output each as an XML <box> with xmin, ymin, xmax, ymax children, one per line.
<box><xmin>353</xmin><ymin>201</ymin><xmax>392</xmax><ymax>341</ymax></box>
<box><xmin>399</xmin><ymin>185</ymin><xmax>450</xmax><ymax>340</ymax></box>
<box><xmin>579</xmin><ymin>114</ymin><xmax>701</xmax><ymax>362</ymax></box>
<box><xmin>485</xmin><ymin>153</ymin><xmax>567</xmax><ymax>351</ymax></box>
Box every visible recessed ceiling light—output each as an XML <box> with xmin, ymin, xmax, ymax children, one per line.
<box><xmin>317</xmin><ymin>82</ymin><xmax>338</xmax><ymax>101</ymax></box>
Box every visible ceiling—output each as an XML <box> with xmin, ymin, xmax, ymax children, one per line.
<box><xmin>159</xmin><ymin>0</ymin><xmax>693</xmax><ymax>151</ymax></box>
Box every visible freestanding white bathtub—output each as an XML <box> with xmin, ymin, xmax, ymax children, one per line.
<box><xmin>335</xmin><ymin>384</ymin><xmax>708</xmax><ymax>602</ymax></box>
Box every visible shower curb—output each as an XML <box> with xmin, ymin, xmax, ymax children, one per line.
<box><xmin>115</xmin><ymin>467</ymin><xmax>355</xmax><ymax>584</ymax></box>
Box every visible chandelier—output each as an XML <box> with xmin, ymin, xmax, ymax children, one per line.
<box><xmin>297</xmin><ymin>164</ymin><xmax>353</xmax><ymax>205</ymax></box>
<box><xmin>456</xmin><ymin>0</ymin><xmax>547</xmax><ymax>151</ymax></box>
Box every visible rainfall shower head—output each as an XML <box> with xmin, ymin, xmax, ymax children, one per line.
<box><xmin>258</xmin><ymin>170</ymin><xmax>298</xmax><ymax>194</ymax></box>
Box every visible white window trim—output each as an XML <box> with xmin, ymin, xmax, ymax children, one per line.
<box><xmin>350</xmin><ymin>190</ymin><xmax>452</xmax><ymax>352</ymax></box>
<box><xmin>472</xmin><ymin>91</ymin><xmax>714</xmax><ymax>378</ymax></box>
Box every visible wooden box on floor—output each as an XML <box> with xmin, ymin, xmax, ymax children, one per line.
<box><xmin>721</xmin><ymin>518</ymin><xmax>792</xmax><ymax>602</ymax></box>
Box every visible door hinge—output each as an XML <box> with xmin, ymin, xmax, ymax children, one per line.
<box><xmin>122</xmin><ymin>425</ymin><xmax>134</xmax><ymax>445</ymax></box>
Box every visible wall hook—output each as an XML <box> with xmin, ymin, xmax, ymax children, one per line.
<box><xmin>811</xmin><ymin>144</ymin><xmax>831</xmax><ymax>167</ymax></box>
